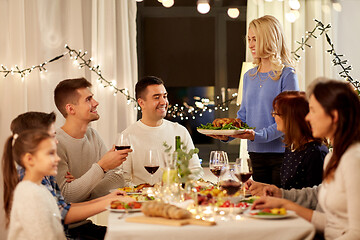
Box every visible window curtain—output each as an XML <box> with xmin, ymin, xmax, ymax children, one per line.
<box><xmin>0</xmin><ymin>0</ymin><xmax>137</xmax><ymax>237</ymax></box>
<box><xmin>246</xmin><ymin>0</ymin><xmax>334</xmax><ymax>90</ymax></box>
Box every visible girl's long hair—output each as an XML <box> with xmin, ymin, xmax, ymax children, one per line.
<box><xmin>249</xmin><ymin>15</ymin><xmax>295</xmax><ymax>80</ymax></box>
<box><xmin>2</xmin><ymin>130</ymin><xmax>50</xmax><ymax>226</ymax></box>
<box><xmin>310</xmin><ymin>79</ymin><xmax>360</xmax><ymax>181</ymax></box>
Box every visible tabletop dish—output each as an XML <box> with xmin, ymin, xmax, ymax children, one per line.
<box><xmin>217</xmin><ymin>207</ymin><xmax>246</xmax><ymax>214</ymax></box>
<box><xmin>106</xmin><ymin>206</ymin><xmax>142</xmax><ymax>213</ymax></box>
<box><xmin>197</xmin><ymin>129</ymin><xmax>246</xmax><ymax>136</ymax></box>
<box><xmin>245</xmin><ymin>210</ymin><xmax>296</xmax><ymax>219</ymax></box>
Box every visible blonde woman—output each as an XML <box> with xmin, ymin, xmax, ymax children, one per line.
<box><xmin>212</xmin><ymin>15</ymin><xmax>299</xmax><ymax>186</ymax></box>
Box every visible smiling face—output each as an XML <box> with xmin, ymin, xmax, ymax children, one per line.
<box><xmin>305</xmin><ymin>94</ymin><xmax>337</xmax><ymax>140</ymax></box>
<box><xmin>248</xmin><ymin>28</ymin><xmax>257</xmax><ymax>59</ymax></box>
<box><xmin>139</xmin><ymin>84</ymin><xmax>168</xmax><ymax>124</ymax></box>
<box><xmin>72</xmin><ymin>87</ymin><xmax>99</xmax><ymax>123</ymax></box>
<box><xmin>32</xmin><ymin>138</ymin><xmax>60</xmax><ymax>177</ymax></box>
<box><xmin>273</xmin><ymin>112</ymin><xmax>284</xmax><ymax>133</ymax></box>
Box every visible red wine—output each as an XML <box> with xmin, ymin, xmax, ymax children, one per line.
<box><xmin>235</xmin><ymin>172</ymin><xmax>252</xmax><ymax>183</ymax></box>
<box><xmin>240</xmin><ymin>172</ymin><xmax>252</xmax><ymax>182</ymax></box>
<box><xmin>210</xmin><ymin>166</ymin><xmax>222</xmax><ymax>178</ymax></box>
<box><xmin>144</xmin><ymin>166</ymin><xmax>159</xmax><ymax>175</ymax></box>
<box><xmin>115</xmin><ymin>146</ymin><xmax>131</xmax><ymax>150</ymax></box>
<box><xmin>220</xmin><ymin>180</ymin><xmax>241</xmax><ymax>196</ymax></box>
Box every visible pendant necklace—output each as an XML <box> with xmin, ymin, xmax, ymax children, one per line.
<box><xmin>258</xmin><ymin>73</ymin><xmax>270</xmax><ymax>88</ymax></box>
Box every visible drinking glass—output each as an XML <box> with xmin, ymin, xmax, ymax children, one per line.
<box><xmin>235</xmin><ymin>158</ymin><xmax>253</xmax><ymax>197</ymax></box>
<box><xmin>144</xmin><ymin>149</ymin><xmax>160</xmax><ymax>185</ymax></box>
<box><xmin>209</xmin><ymin>151</ymin><xmax>229</xmax><ymax>187</ymax></box>
<box><xmin>219</xmin><ymin>163</ymin><xmax>241</xmax><ymax>220</ymax></box>
<box><xmin>114</xmin><ymin>133</ymin><xmax>131</xmax><ymax>174</ymax></box>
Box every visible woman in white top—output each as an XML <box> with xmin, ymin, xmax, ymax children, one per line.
<box><xmin>3</xmin><ymin>130</ymin><xmax>66</xmax><ymax>240</ymax></box>
<box><xmin>251</xmin><ymin>78</ymin><xmax>360</xmax><ymax>239</ymax></box>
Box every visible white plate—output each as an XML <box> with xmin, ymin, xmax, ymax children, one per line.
<box><xmin>244</xmin><ymin>210</ymin><xmax>296</xmax><ymax>219</ymax></box>
<box><xmin>217</xmin><ymin>207</ymin><xmax>246</xmax><ymax>214</ymax></box>
<box><xmin>197</xmin><ymin>129</ymin><xmax>246</xmax><ymax>136</ymax></box>
<box><xmin>109</xmin><ymin>189</ymin><xmax>142</xmax><ymax>194</ymax></box>
<box><xmin>106</xmin><ymin>206</ymin><xmax>142</xmax><ymax>213</ymax></box>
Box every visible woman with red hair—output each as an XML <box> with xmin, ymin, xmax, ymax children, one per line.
<box><xmin>272</xmin><ymin>91</ymin><xmax>328</xmax><ymax>190</ymax></box>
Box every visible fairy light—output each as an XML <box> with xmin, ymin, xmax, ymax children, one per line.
<box><xmin>3</xmin><ymin>20</ymin><xmax>357</xmax><ymax>123</ymax></box>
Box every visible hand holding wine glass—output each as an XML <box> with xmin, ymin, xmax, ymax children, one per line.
<box><xmin>144</xmin><ymin>149</ymin><xmax>160</xmax><ymax>185</ymax></box>
<box><xmin>116</xmin><ymin>133</ymin><xmax>131</xmax><ymax>151</ymax></box>
<box><xmin>114</xmin><ymin>133</ymin><xmax>132</xmax><ymax>174</ymax></box>
<box><xmin>209</xmin><ymin>151</ymin><xmax>229</xmax><ymax>187</ymax></box>
<box><xmin>235</xmin><ymin>158</ymin><xmax>253</xmax><ymax>197</ymax></box>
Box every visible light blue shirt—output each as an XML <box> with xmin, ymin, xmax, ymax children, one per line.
<box><xmin>237</xmin><ymin>66</ymin><xmax>299</xmax><ymax>153</ymax></box>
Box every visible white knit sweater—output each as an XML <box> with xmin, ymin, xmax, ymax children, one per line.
<box><xmin>121</xmin><ymin>119</ymin><xmax>204</xmax><ymax>185</ymax></box>
<box><xmin>8</xmin><ymin>181</ymin><xmax>66</xmax><ymax>240</ymax></box>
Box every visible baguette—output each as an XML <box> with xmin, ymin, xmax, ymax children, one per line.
<box><xmin>141</xmin><ymin>201</ymin><xmax>192</xmax><ymax>220</ymax></box>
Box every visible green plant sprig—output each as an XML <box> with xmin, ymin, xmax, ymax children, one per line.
<box><xmin>163</xmin><ymin>141</ymin><xmax>200</xmax><ymax>183</ymax></box>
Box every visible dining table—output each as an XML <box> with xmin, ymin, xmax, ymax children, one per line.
<box><xmin>105</xmin><ymin>210</ymin><xmax>315</xmax><ymax>240</ymax></box>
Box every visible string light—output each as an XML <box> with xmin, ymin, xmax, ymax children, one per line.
<box><xmin>292</xmin><ymin>19</ymin><xmax>358</xmax><ymax>92</ymax></box>
<box><xmin>166</xmin><ymin>93</ymin><xmax>238</xmax><ymax>120</ymax></box>
<box><xmin>0</xmin><ymin>44</ymin><xmax>137</xmax><ymax>105</ymax></box>
<box><xmin>2</xmin><ymin>19</ymin><xmax>358</xmax><ymax>124</ymax></box>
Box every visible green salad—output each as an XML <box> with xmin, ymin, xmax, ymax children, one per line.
<box><xmin>197</xmin><ymin>122</ymin><xmax>255</xmax><ymax>130</ymax></box>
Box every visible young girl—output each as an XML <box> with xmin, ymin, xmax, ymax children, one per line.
<box><xmin>3</xmin><ymin>130</ymin><xmax>66</xmax><ymax>239</ymax></box>
<box><xmin>252</xmin><ymin>79</ymin><xmax>360</xmax><ymax>239</ymax></box>
<box><xmin>272</xmin><ymin>91</ymin><xmax>328</xmax><ymax>189</ymax></box>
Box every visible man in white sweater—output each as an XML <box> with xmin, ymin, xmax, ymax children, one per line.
<box><xmin>54</xmin><ymin>78</ymin><xmax>132</xmax><ymax>203</ymax></box>
<box><xmin>121</xmin><ymin>76</ymin><xmax>203</xmax><ymax>185</ymax></box>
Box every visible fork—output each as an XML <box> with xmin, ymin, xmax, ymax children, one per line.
<box><xmin>117</xmin><ymin>212</ymin><xmax>126</xmax><ymax>219</ymax></box>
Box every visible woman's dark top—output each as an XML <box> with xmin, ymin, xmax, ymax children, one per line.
<box><xmin>280</xmin><ymin>141</ymin><xmax>328</xmax><ymax>190</ymax></box>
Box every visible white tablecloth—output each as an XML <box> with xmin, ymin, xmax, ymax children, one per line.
<box><xmin>105</xmin><ymin>212</ymin><xmax>315</xmax><ymax>240</ymax></box>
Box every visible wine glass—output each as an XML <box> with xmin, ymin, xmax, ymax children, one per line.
<box><xmin>144</xmin><ymin>149</ymin><xmax>160</xmax><ymax>185</ymax></box>
<box><xmin>235</xmin><ymin>158</ymin><xmax>253</xmax><ymax>197</ymax></box>
<box><xmin>114</xmin><ymin>133</ymin><xmax>131</xmax><ymax>174</ymax></box>
<box><xmin>219</xmin><ymin>163</ymin><xmax>242</xmax><ymax>220</ymax></box>
<box><xmin>209</xmin><ymin>151</ymin><xmax>229</xmax><ymax>187</ymax></box>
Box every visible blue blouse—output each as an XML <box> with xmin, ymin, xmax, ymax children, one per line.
<box><xmin>237</xmin><ymin>66</ymin><xmax>299</xmax><ymax>153</ymax></box>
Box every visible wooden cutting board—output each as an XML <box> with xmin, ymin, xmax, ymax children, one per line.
<box><xmin>125</xmin><ymin>216</ymin><xmax>216</xmax><ymax>226</ymax></box>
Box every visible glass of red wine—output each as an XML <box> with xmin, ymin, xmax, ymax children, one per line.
<box><xmin>209</xmin><ymin>151</ymin><xmax>228</xmax><ymax>188</ymax></box>
<box><xmin>144</xmin><ymin>149</ymin><xmax>160</xmax><ymax>185</ymax></box>
<box><xmin>219</xmin><ymin>163</ymin><xmax>242</xmax><ymax>220</ymax></box>
<box><xmin>235</xmin><ymin>158</ymin><xmax>253</xmax><ymax>197</ymax></box>
<box><xmin>114</xmin><ymin>133</ymin><xmax>131</xmax><ymax>174</ymax></box>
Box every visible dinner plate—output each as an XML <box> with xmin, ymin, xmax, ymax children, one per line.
<box><xmin>244</xmin><ymin>210</ymin><xmax>296</xmax><ymax>219</ymax></box>
<box><xmin>197</xmin><ymin>129</ymin><xmax>246</xmax><ymax>136</ymax></box>
<box><xmin>106</xmin><ymin>206</ymin><xmax>142</xmax><ymax>213</ymax></box>
<box><xmin>217</xmin><ymin>207</ymin><xmax>246</xmax><ymax>214</ymax></box>
<box><xmin>109</xmin><ymin>189</ymin><xmax>142</xmax><ymax>194</ymax></box>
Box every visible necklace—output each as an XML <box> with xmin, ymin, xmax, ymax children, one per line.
<box><xmin>258</xmin><ymin>73</ymin><xmax>270</xmax><ymax>88</ymax></box>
